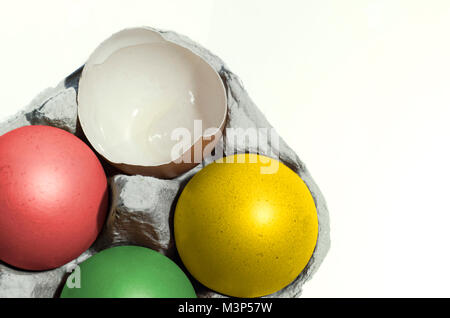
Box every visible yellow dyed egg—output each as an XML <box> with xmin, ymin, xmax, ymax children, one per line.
<box><xmin>174</xmin><ymin>153</ymin><xmax>318</xmax><ymax>298</ymax></box>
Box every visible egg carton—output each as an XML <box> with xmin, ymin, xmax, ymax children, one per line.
<box><xmin>0</xmin><ymin>27</ymin><xmax>330</xmax><ymax>298</ymax></box>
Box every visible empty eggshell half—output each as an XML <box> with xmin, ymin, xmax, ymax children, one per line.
<box><xmin>77</xmin><ymin>28</ymin><xmax>227</xmax><ymax>178</ymax></box>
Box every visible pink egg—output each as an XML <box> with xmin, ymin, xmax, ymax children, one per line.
<box><xmin>0</xmin><ymin>125</ymin><xmax>108</xmax><ymax>270</ymax></box>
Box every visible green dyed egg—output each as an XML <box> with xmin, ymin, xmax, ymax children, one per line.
<box><xmin>60</xmin><ymin>245</ymin><xmax>197</xmax><ymax>298</ymax></box>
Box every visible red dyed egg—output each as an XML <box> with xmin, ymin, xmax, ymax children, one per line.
<box><xmin>0</xmin><ymin>125</ymin><xmax>108</xmax><ymax>270</ymax></box>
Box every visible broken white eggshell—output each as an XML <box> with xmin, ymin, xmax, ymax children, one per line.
<box><xmin>78</xmin><ymin>28</ymin><xmax>227</xmax><ymax>178</ymax></box>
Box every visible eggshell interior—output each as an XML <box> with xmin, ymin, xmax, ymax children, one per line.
<box><xmin>78</xmin><ymin>28</ymin><xmax>227</xmax><ymax>168</ymax></box>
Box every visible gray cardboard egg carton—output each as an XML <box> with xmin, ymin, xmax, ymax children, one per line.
<box><xmin>0</xmin><ymin>27</ymin><xmax>330</xmax><ymax>298</ymax></box>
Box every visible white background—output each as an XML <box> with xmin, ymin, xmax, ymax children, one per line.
<box><xmin>1</xmin><ymin>0</ymin><xmax>450</xmax><ymax>297</ymax></box>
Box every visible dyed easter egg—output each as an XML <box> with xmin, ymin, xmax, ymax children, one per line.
<box><xmin>60</xmin><ymin>245</ymin><xmax>197</xmax><ymax>298</ymax></box>
<box><xmin>175</xmin><ymin>153</ymin><xmax>318</xmax><ymax>297</ymax></box>
<box><xmin>0</xmin><ymin>125</ymin><xmax>108</xmax><ymax>270</ymax></box>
